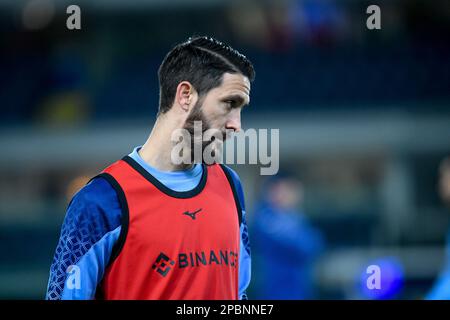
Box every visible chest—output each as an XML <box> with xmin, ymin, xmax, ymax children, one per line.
<box><xmin>125</xmin><ymin>184</ymin><xmax>240</xmax><ymax>252</ymax></box>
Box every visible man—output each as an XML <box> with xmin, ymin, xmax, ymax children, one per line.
<box><xmin>252</xmin><ymin>173</ymin><xmax>324</xmax><ymax>299</ymax></box>
<box><xmin>46</xmin><ymin>36</ymin><xmax>254</xmax><ymax>300</ymax></box>
<box><xmin>427</xmin><ymin>156</ymin><xmax>450</xmax><ymax>299</ymax></box>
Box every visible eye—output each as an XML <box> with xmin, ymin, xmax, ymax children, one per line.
<box><xmin>224</xmin><ymin>100</ymin><xmax>236</xmax><ymax>108</ymax></box>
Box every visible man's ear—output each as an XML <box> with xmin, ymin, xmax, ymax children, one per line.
<box><xmin>175</xmin><ymin>81</ymin><xmax>197</xmax><ymax>112</ymax></box>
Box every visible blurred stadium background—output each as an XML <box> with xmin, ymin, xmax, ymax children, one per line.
<box><xmin>0</xmin><ymin>0</ymin><xmax>449</xmax><ymax>299</ymax></box>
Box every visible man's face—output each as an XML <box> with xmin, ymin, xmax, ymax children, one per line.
<box><xmin>183</xmin><ymin>72</ymin><xmax>251</xmax><ymax>162</ymax></box>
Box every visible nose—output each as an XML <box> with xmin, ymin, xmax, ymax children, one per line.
<box><xmin>225</xmin><ymin>110</ymin><xmax>241</xmax><ymax>133</ymax></box>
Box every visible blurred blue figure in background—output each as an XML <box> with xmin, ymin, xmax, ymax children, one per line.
<box><xmin>252</xmin><ymin>172</ymin><xmax>325</xmax><ymax>299</ymax></box>
<box><xmin>427</xmin><ymin>156</ymin><xmax>450</xmax><ymax>299</ymax></box>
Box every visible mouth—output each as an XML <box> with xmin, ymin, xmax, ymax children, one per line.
<box><xmin>220</xmin><ymin>132</ymin><xmax>228</xmax><ymax>141</ymax></box>
<box><xmin>223</xmin><ymin>130</ymin><xmax>235</xmax><ymax>141</ymax></box>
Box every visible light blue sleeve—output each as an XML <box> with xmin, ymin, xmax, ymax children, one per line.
<box><xmin>60</xmin><ymin>227</ymin><xmax>121</xmax><ymax>299</ymax></box>
<box><xmin>46</xmin><ymin>177</ymin><xmax>123</xmax><ymax>300</ymax></box>
<box><xmin>223</xmin><ymin>165</ymin><xmax>252</xmax><ymax>300</ymax></box>
<box><xmin>238</xmin><ymin>214</ymin><xmax>251</xmax><ymax>300</ymax></box>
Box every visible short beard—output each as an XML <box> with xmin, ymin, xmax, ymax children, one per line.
<box><xmin>183</xmin><ymin>100</ymin><xmax>222</xmax><ymax>165</ymax></box>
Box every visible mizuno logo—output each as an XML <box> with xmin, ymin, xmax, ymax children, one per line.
<box><xmin>182</xmin><ymin>208</ymin><xmax>202</xmax><ymax>220</ymax></box>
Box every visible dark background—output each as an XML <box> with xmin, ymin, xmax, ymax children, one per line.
<box><xmin>0</xmin><ymin>0</ymin><xmax>449</xmax><ymax>299</ymax></box>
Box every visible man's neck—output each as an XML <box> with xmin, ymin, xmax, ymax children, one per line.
<box><xmin>139</xmin><ymin>114</ymin><xmax>194</xmax><ymax>172</ymax></box>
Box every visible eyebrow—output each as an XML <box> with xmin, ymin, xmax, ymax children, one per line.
<box><xmin>222</xmin><ymin>94</ymin><xmax>249</xmax><ymax>107</ymax></box>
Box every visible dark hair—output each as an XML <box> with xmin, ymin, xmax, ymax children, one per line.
<box><xmin>157</xmin><ymin>36</ymin><xmax>255</xmax><ymax>115</ymax></box>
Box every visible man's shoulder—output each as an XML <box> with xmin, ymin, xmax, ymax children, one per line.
<box><xmin>69</xmin><ymin>175</ymin><xmax>121</xmax><ymax>215</ymax></box>
<box><xmin>219</xmin><ymin>164</ymin><xmax>246</xmax><ymax>214</ymax></box>
<box><xmin>219</xmin><ymin>164</ymin><xmax>242</xmax><ymax>186</ymax></box>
